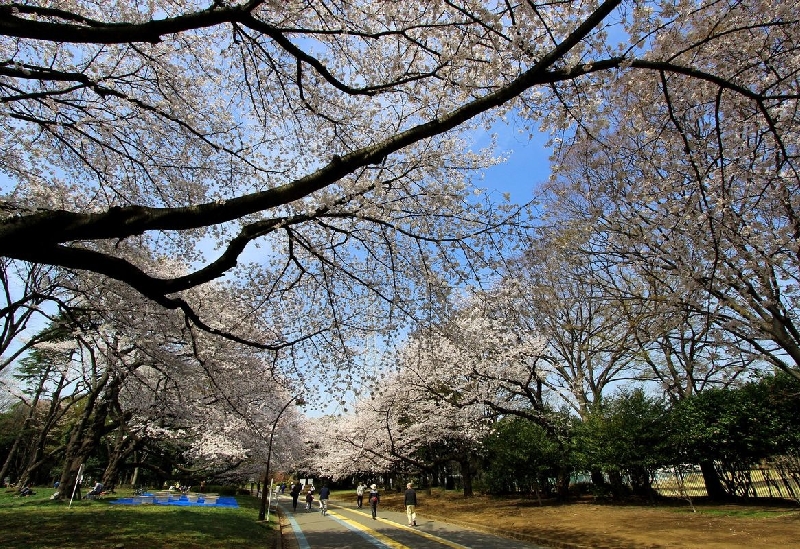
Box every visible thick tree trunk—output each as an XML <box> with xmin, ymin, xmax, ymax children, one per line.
<box><xmin>102</xmin><ymin>434</ymin><xmax>139</xmax><ymax>490</ymax></box>
<box><xmin>431</xmin><ymin>466</ymin><xmax>441</xmax><ymax>488</ymax></box>
<box><xmin>56</xmin><ymin>369</ymin><xmax>114</xmax><ymax>500</ymax></box>
<box><xmin>17</xmin><ymin>436</ymin><xmax>46</xmax><ymax>489</ymax></box>
<box><xmin>590</xmin><ymin>468</ymin><xmax>605</xmax><ymax>487</ymax></box>
<box><xmin>0</xmin><ymin>436</ymin><xmax>21</xmax><ymax>486</ymax></box>
<box><xmin>130</xmin><ymin>464</ymin><xmax>140</xmax><ymax>488</ymax></box>
<box><xmin>556</xmin><ymin>465</ymin><xmax>571</xmax><ymax>501</ymax></box>
<box><xmin>629</xmin><ymin>465</ymin><xmax>653</xmax><ymax>498</ymax></box>
<box><xmin>459</xmin><ymin>458</ymin><xmax>474</xmax><ymax>497</ymax></box>
<box><xmin>700</xmin><ymin>460</ymin><xmax>727</xmax><ymax>500</ymax></box>
<box><xmin>17</xmin><ymin>368</ymin><xmax>70</xmax><ymax>489</ymax></box>
<box><xmin>608</xmin><ymin>469</ymin><xmax>631</xmax><ymax>498</ymax></box>
<box><xmin>62</xmin><ymin>460</ymin><xmax>83</xmax><ymax>501</ymax></box>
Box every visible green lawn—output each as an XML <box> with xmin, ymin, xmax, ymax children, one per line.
<box><xmin>0</xmin><ymin>488</ymin><xmax>276</xmax><ymax>549</ymax></box>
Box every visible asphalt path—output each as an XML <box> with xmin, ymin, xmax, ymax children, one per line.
<box><xmin>277</xmin><ymin>495</ymin><xmax>550</xmax><ymax>549</ymax></box>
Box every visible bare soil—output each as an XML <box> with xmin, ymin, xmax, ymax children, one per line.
<box><xmin>376</xmin><ymin>491</ymin><xmax>800</xmax><ymax>549</ymax></box>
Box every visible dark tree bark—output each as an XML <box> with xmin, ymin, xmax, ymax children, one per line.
<box><xmin>701</xmin><ymin>460</ymin><xmax>727</xmax><ymax>500</ymax></box>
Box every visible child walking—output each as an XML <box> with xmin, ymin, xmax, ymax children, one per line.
<box><xmin>305</xmin><ymin>488</ymin><xmax>314</xmax><ymax>511</ymax></box>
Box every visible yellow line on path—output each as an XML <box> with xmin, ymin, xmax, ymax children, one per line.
<box><xmin>328</xmin><ymin>505</ymin><xmax>471</xmax><ymax>549</ymax></box>
<box><xmin>327</xmin><ymin>511</ymin><xmax>410</xmax><ymax>549</ymax></box>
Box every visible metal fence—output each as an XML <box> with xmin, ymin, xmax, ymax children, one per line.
<box><xmin>651</xmin><ymin>457</ymin><xmax>800</xmax><ymax>501</ymax></box>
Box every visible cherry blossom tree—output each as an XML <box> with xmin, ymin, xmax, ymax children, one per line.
<box><xmin>3</xmin><ymin>0</ymin><xmax>788</xmax><ymax>358</ymax></box>
<box><xmin>0</xmin><ymin>263</ymin><xmax>310</xmax><ymax>497</ymax></box>
<box><xmin>101</xmin><ymin>278</ymin><xmax>310</xmax><ymax>489</ymax></box>
<box><xmin>316</xmin><ymin>368</ymin><xmax>490</xmax><ymax>495</ymax></box>
<box><xmin>625</xmin><ymin>273</ymin><xmax>757</xmax><ymax>403</ymax></box>
<box><xmin>542</xmin><ymin>0</ymin><xmax>800</xmax><ymax>381</ymax></box>
<box><xmin>506</xmin><ymin>233</ymin><xmax>642</xmax><ymax>418</ymax></box>
<box><xmin>518</xmin><ymin>224</ymin><xmax>757</xmax><ymax>404</ymax></box>
<box><xmin>0</xmin><ymin>2</ymin><xmax>795</xmax><ymax>458</ymax></box>
<box><xmin>385</xmin><ymin>287</ymin><xmax>586</xmax><ymax>496</ymax></box>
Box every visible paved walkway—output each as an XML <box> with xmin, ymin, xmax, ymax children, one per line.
<box><xmin>276</xmin><ymin>495</ymin><xmax>551</xmax><ymax>549</ymax></box>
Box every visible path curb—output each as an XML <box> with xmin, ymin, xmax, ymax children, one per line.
<box><xmin>276</xmin><ymin>505</ymin><xmax>297</xmax><ymax>549</ymax></box>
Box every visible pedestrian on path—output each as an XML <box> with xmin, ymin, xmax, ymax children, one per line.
<box><xmin>356</xmin><ymin>482</ymin><xmax>365</xmax><ymax>508</ymax></box>
<box><xmin>290</xmin><ymin>481</ymin><xmax>302</xmax><ymax>511</ymax></box>
<box><xmin>368</xmin><ymin>484</ymin><xmax>380</xmax><ymax>519</ymax></box>
<box><xmin>404</xmin><ymin>482</ymin><xmax>417</xmax><ymax>526</ymax></box>
<box><xmin>319</xmin><ymin>483</ymin><xmax>330</xmax><ymax>515</ymax></box>
<box><xmin>305</xmin><ymin>487</ymin><xmax>315</xmax><ymax>511</ymax></box>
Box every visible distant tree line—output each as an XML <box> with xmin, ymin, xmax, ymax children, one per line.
<box><xmin>315</xmin><ymin>371</ymin><xmax>799</xmax><ymax>503</ymax></box>
<box><xmin>479</xmin><ymin>374</ymin><xmax>800</xmax><ymax>501</ymax></box>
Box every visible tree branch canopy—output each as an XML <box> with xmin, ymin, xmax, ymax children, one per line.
<box><xmin>0</xmin><ymin>3</ymin><xmax>249</xmax><ymax>43</ymax></box>
<box><xmin>0</xmin><ymin>0</ymin><xmax>624</xmax><ymax>294</ymax></box>
<box><xmin>1</xmin><ymin>0</ymin><xmax>795</xmax><ymax>364</ymax></box>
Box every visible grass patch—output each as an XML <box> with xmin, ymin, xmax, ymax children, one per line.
<box><xmin>0</xmin><ymin>488</ymin><xmax>275</xmax><ymax>549</ymax></box>
<box><xmin>691</xmin><ymin>507</ymin><xmax>797</xmax><ymax>519</ymax></box>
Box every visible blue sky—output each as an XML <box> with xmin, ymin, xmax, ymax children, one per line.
<box><xmin>473</xmin><ymin>117</ymin><xmax>552</xmax><ymax>206</ymax></box>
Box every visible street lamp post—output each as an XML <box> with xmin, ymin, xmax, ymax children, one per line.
<box><xmin>258</xmin><ymin>395</ymin><xmax>300</xmax><ymax>521</ymax></box>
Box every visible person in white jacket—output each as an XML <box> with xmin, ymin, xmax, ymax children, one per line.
<box><xmin>356</xmin><ymin>482</ymin><xmax>366</xmax><ymax>508</ymax></box>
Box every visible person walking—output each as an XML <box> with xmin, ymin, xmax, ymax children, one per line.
<box><xmin>356</xmin><ymin>482</ymin><xmax>365</xmax><ymax>508</ymax></box>
<box><xmin>305</xmin><ymin>487</ymin><xmax>315</xmax><ymax>511</ymax></box>
<box><xmin>290</xmin><ymin>481</ymin><xmax>302</xmax><ymax>511</ymax></box>
<box><xmin>319</xmin><ymin>483</ymin><xmax>330</xmax><ymax>515</ymax></box>
<box><xmin>404</xmin><ymin>482</ymin><xmax>418</xmax><ymax>526</ymax></box>
<box><xmin>368</xmin><ymin>484</ymin><xmax>380</xmax><ymax>519</ymax></box>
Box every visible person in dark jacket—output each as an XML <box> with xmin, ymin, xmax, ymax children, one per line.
<box><xmin>404</xmin><ymin>482</ymin><xmax>417</xmax><ymax>526</ymax></box>
<box><xmin>319</xmin><ymin>483</ymin><xmax>330</xmax><ymax>515</ymax></box>
<box><xmin>290</xmin><ymin>481</ymin><xmax>302</xmax><ymax>511</ymax></box>
<box><xmin>368</xmin><ymin>484</ymin><xmax>380</xmax><ymax>519</ymax></box>
<box><xmin>305</xmin><ymin>487</ymin><xmax>315</xmax><ymax>511</ymax></box>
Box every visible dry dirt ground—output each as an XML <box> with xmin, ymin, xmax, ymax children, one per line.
<box><xmin>369</xmin><ymin>490</ymin><xmax>800</xmax><ymax>549</ymax></box>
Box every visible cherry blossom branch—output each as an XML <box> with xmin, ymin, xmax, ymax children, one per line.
<box><xmin>0</xmin><ymin>0</ymin><xmax>624</xmax><ymax>275</ymax></box>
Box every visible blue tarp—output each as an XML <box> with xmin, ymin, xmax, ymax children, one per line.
<box><xmin>109</xmin><ymin>494</ymin><xmax>239</xmax><ymax>508</ymax></box>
